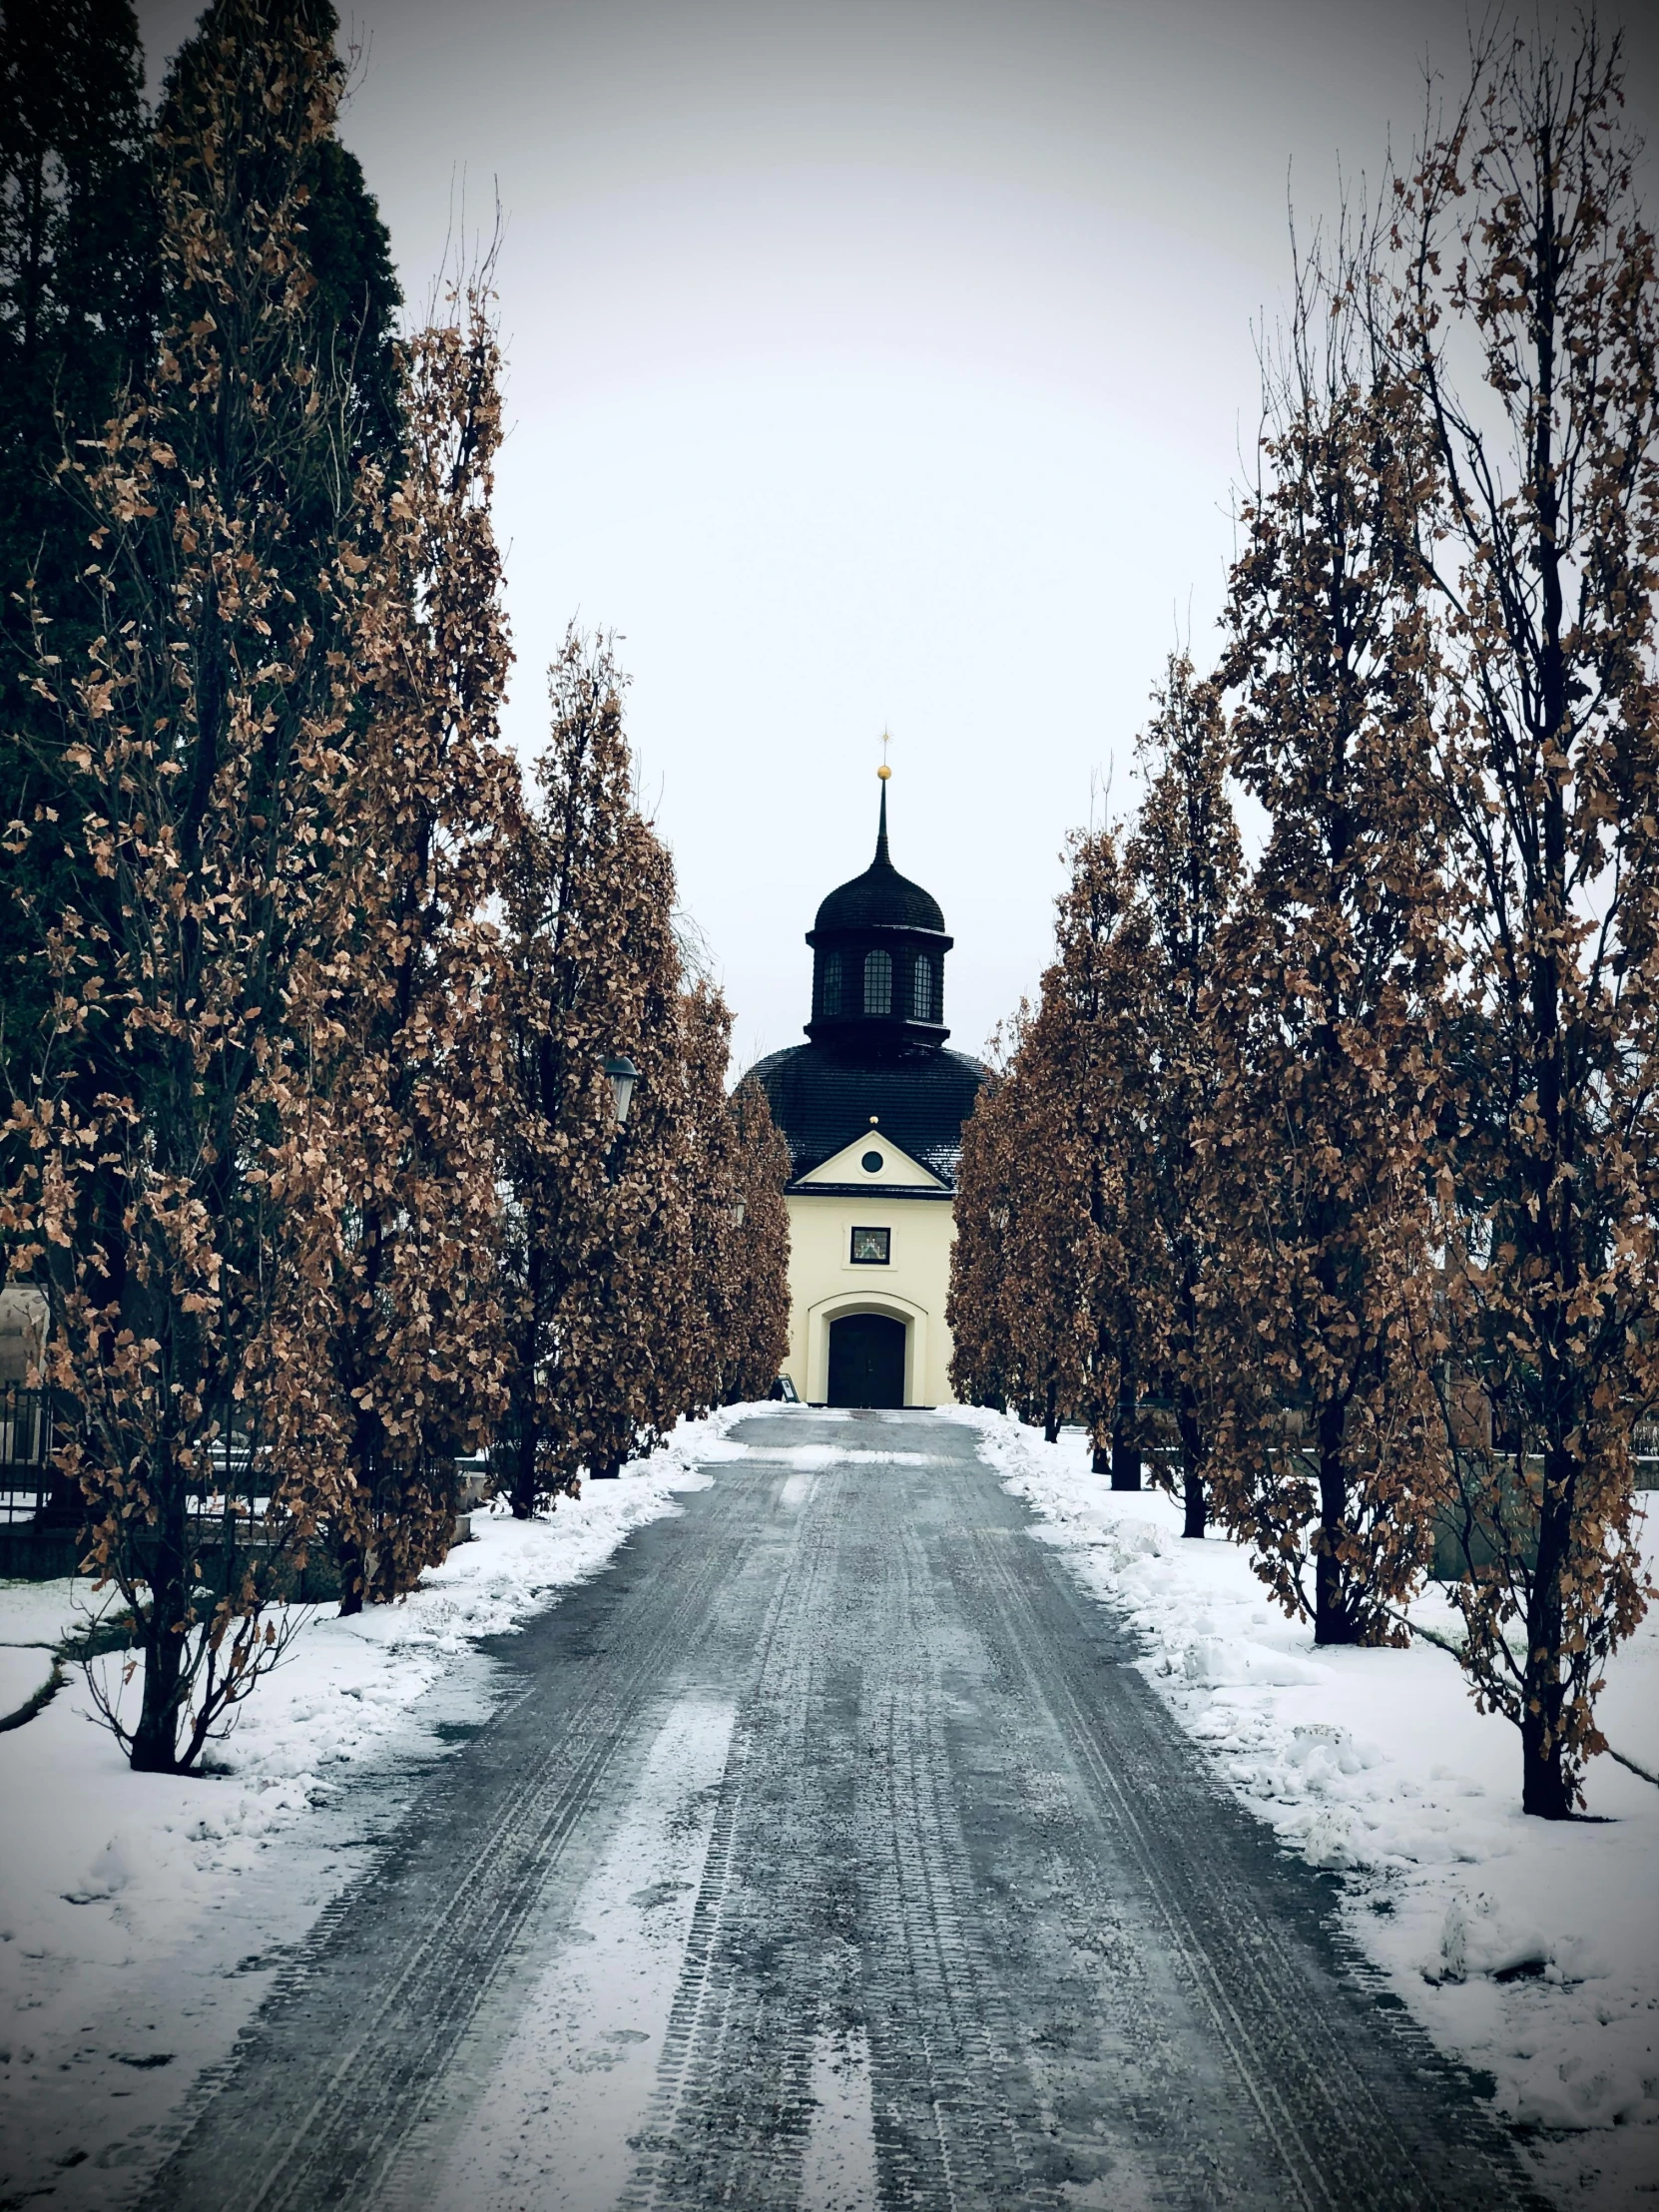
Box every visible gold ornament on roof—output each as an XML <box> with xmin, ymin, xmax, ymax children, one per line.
<box><xmin>877</xmin><ymin>730</ymin><xmax>892</xmax><ymax>781</ymax></box>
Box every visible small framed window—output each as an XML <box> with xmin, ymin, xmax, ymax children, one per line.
<box><xmin>850</xmin><ymin>1226</ymin><xmax>890</xmax><ymax>1265</ymax></box>
<box><xmin>911</xmin><ymin>955</ymin><xmax>934</xmax><ymax>1021</ymax></box>
<box><xmin>821</xmin><ymin>951</ymin><xmax>841</xmax><ymax>1016</ymax></box>
<box><xmin>863</xmin><ymin>948</ymin><xmax>892</xmax><ymax>1015</ymax></box>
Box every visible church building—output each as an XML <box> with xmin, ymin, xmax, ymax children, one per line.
<box><xmin>750</xmin><ymin>769</ymin><xmax>988</xmax><ymax>1407</ymax></box>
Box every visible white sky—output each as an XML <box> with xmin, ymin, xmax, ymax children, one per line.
<box><xmin>139</xmin><ymin>0</ymin><xmax>1659</xmax><ymax>1076</ymax></box>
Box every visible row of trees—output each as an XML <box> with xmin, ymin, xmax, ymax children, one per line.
<box><xmin>949</xmin><ymin>17</ymin><xmax>1659</xmax><ymax>1820</ymax></box>
<box><xmin>0</xmin><ymin>0</ymin><xmax>789</xmax><ymax>1773</ymax></box>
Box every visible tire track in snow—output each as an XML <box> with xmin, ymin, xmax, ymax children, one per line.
<box><xmin>135</xmin><ymin>1413</ymin><xmax>1548</xmax><ymax>2212</ymax></box>
<box><xmin>856</xmin><ymin>1513</ymin><xmax>1059</xmax><ymax>2211</ymax></box>
<box><xmin>138</xmin><ymin>1473</ymin><xmax>761</xmax><ymax>2212</ymax></box>
<box><xmin>952</xmin><ymin>1466</ymin><xmax>1550</xmax><ymax>2211</ymax></box>
<box><xmin>619</xmin><ymin>1452</ymin><xmax>849</xmax><ymax>2209</ymax></box>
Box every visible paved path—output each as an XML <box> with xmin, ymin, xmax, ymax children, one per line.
<box><xmin>143</xmin><ymin>1411</ymin><xmax>1541</xmax><ymax>2211</ymax></box>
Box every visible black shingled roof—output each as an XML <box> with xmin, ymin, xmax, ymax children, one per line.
<box><xmin>749</xmin><ymin>1040</ymin><xmax>989</xmax><ymax>1190</ymax></box>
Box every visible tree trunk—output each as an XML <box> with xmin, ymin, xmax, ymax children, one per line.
<box><xmin>1313</xmin><ymin>1395</ymin><xmax>1356</xmax><ymax>1644</ymax></box>
<box><xmin>130</xmin><ymin>1482</ymin><xmax>189</xmax><ymax>1772</ymax></box>
<box><xmin>1091</xmin><ymin>1442</ymin><xmax>1111</xmax><ymax>1475</ymax></box>
<box><xmin>509</xmin><ymin>1425</ymin><xmax>537</xmax><ymax>1517</ymax></box>
<box><xmin>1110</xmin><ymin>1385</ymin><xmax>1141</xmax><ymax>1490</ymax></box>
<box><xmin>1043</xmin><ymin>1381</ymin><xmax>1060</xmax><ymax>1445</ymax></box>
<box><xmin>34</xmin><ymin>1461</ymin><xmax>86</xmax><ymax>1532</ymax></box>
<box><xmin>1177</xmin><ymin>1396</ymin><xmax>1206</xmax><ymax>1538</ymax></box>
<box><xmin>335</xmin><ymin>1533</ymin><xmax>365</xmax><ymax>1616</ymax></box>
<box><xmin>1520</xmin><ymin>1456</ymin><xmax>1574</xmax><ymax>1817</ymax></box>
<box><xmin>508</xmin><ymin>1331</ymin><xmax>539</xmax><ymax>1518</ymax></box>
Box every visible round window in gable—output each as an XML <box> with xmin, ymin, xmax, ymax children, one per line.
<box><xmin>860</xmin><ymin>1150</ymin><xmax>883</xmax><ymax>1173</ymax></box>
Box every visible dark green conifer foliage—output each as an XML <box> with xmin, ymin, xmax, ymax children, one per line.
<box><xmin>0</xmin><ymin>0</ymin><xmax>155</xmax><ymax>1064</ymax></box>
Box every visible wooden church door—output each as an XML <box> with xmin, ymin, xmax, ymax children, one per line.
<box><xmin>827</xmin><ymin>1313</ymin><xmax>906</xmax><ymax>1407</ymax></box>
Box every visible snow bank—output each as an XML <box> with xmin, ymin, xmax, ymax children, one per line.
<box><xmin>950</xmin><ymin>1407</ymin><xmax>1659</xmax><ymax>2209</ymax></box>
<box><xmin>0</xmin><ymin>1407</ymin><xmax>744</xmax><ymax>2208</ymax></box>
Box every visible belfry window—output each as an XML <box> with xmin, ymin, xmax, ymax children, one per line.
<box><xmin>821</xmin><ymin>951</ymin><xmax>842</xmax><ymax>1016</ymax></box>
<box><xmin>911</xmin><ymin>955</ymin><xmax>934</xmax><ymax>1022</ymax></box>
<box><xmin>863</xmin><ymin>949</ymin><xmax>892</xmax><ymax>1015</ymax></box>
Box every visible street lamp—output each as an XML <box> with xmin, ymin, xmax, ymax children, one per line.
<box><xmin>603</xmin><ymin>1055</ymin><xmax>639</xmax><ymax>1130</ymax></box>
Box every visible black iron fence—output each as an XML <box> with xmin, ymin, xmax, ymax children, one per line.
<box><xmin>0</xmin><ymin>1385</ymin><xmax>53</xmax><ymax>1523</ymax></box>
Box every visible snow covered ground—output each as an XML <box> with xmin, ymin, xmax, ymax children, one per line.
<box><xmin>953</xmin><ymin>1406</ymin><xmax>1659</xmax><ymax>2211</ymax></box>
<box><xmin>0</xmin><ymin>1409</ymin><xmax>745</xmax><ymax>2208</ymax></box>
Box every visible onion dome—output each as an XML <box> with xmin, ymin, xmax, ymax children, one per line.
<box><xmin>805</xmin><ymin>771</ymin><xmax>951</xmax><ymax>1054</ymax></box>
<box><xmin>813</xmin><ymin>781</ymin><xmax>945</xmax><ymax>934</ymax></box>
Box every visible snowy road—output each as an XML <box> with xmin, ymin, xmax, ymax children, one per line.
<box><xmin>140</xmin><ymin>1411</ymin><xmax>1541</xmax><ymax>2211</ymax></box>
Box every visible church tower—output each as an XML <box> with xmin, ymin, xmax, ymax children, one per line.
<box><xmin>749</xmin><ymin>767</ymin><xmax>987</xmax><ymax>1406</ymax></box>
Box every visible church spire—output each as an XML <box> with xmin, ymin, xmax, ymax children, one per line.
<box><xmin>874</xmin><ymin>733</ymin><xmax>892</xmax><ymax>865</ymax></box>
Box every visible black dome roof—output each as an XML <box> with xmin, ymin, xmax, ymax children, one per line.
<box><xmin>812</xmin><ymin>783</ymin><xmax>945</xmax><ymax>936</ymax></box>
<box><xmin>814</xmin><ymin>856</ymin><xmax>944</xmax><ymax>935</ymax></box>
<box><xmin>751</xmin><ymin>1040</ymin><xmax>988</xmax><ymax>1189</ymax></box>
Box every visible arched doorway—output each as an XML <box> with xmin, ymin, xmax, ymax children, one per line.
<box><xmin>827</xmin><ymin>1312</ymin><xmax>907</xmax><ymax>1407</ymax></box>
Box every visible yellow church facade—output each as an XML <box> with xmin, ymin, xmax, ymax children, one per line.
<box><xmin>751</xmin><ymin>776</ymin><xmax>987</xmax><ymax>1408</ymax></box>
<box><xmin>781</xmin><ymin>1131</ymin><xmax>960</xmax><ymax>1406</ymax></box>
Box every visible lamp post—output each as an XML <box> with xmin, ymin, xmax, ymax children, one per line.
<box><xmin>603</xmin><ymin>1055</ymin><xmax>639</xmax><ymax>1130</ymax></box>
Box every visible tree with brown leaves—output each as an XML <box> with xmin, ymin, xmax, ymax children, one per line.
<box><xmin>497</xmin><ymin>629</ymin><xmax>685</xmax><ymax>1510</ymax></box>
<box><xmin>945</xmin><ymin>1050</ymin><xmax>1017</xmax><ymax>1415</ymax></box>
<box><xmin>313</xmin><ymin>292</ymin><xmax>518</xmax><ymax>1613</ymax></box>
<box><xmin>1127</xmin><ymin>653</ymin><xmax>1241</xmax><ymax>1536</ymax></box>
<box><xmin>949</xmin><ymin>830</ymin><xmax>1161</xmax><ymax>1470</ymax></box>
<box><xmin>1046</xmin><ymin>828</ymin><xmax>1164</xmax><ymax>1484</ymax></box>
<box><xmin>672</xmin><ymin>985</ymin><xmax>790</xmax><ymax>1415</ymax></box>
<box><xmin>0</xmin><ymin>0</ymin><xmax>378</xmax><ymax>1770</ymax></box>
<box><xmin>1391</xmin><ymin>19</ymin><xmax>1659</xmax><ymax>1814</ymax></box>
<box><xmin>719</xmin><ymin>1074</ymin><xmax>792</xmax><ymax>1405</ymax></box>
<box><xmin>1201</xmin><ymin>234</ymin><xmax>1450</xmax><ymax>1647</ymax></box>
<box><xmin>949</xmin><ymin>1010</ymin><xmax>1082</xmax><ymax>1436</ymax></box>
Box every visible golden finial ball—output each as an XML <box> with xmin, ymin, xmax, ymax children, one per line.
<box><xmin>877</xmin><ymin>764</ymin><xmax>891</xmax><ymax>780</ymax></box>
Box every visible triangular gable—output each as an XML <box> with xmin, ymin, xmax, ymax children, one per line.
<box><xmin>795</xmin><ymin>1130</ymin><xmax>947</xmax><ymax>1192</ymax></box>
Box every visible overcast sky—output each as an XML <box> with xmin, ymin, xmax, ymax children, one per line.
<box><xmin>139</xmin><ymin>0</ymin><xmax>1659</xmax><ymax>1075</ymax></box>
